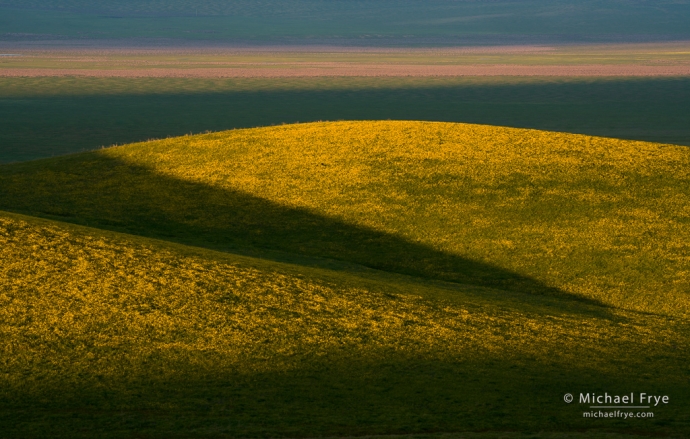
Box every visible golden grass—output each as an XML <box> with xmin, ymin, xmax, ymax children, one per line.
<box><xmin>0</xmin><ymin>211</ymin><xmax>686</xmax><ymax>412</ymax></box>
<box><xmin>95</xmin><ymin>121</ymin><xmax>690</xmax><ymax>317</ymax></box>
<box><xmin>3</xmin><ymin>210</ymin><xmax>681</xmax><ymax>383</ymax></box>
<box><xmin>1</xmin><ymin>121</ymin><xmax>689</xmax><ymax>436</ymax></box>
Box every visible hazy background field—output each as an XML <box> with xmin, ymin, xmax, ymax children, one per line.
<box><xmin>2</xmin><ymin>0</ymin><xmax>690</xmax><ymax>45</ymax></box>
<box><xmin>3</xmin><ymin>1</ymin><xmax>690</xmax><ymax>163</ymax></box>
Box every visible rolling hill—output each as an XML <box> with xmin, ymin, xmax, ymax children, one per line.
<box><xmin>1</xmin><ymin>121</ymin><xmax>688</xmax><ymax>437</ymax></box>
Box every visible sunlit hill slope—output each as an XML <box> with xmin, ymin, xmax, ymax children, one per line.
<box><xmin>1</xmin><ymin>121</ymin><xmax>688</xmax><ymax>437</ymax></box>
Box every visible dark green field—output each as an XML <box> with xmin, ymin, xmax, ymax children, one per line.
<box><xmin>2</xmin><ymin>76</ymin><xmax>690</xmax><ymax>163</ymax></box>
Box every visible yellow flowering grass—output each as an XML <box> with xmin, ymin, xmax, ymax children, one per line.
<box><xmin>0</xmin><ymin>121</ymin><xmax>688</xmax><ymax>437</ymax></box>
<box><xmin>1</xmin><ymin>121</ymin><xmax>687</xmax><ymax>315</ymax></box>
<box><xmin>0</xmin><ymin>211</ymin><xmax>687</xmax><ymax>437</ymax></box>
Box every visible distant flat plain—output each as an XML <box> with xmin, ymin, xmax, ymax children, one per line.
<box><xmin>2</xmin><ymin>42</ymin><xmax>690</xmax><ymax>77</ymax></box>
<box><xmin>1</xmin><ymin>42</ymin><xmax>689</xmax><ymax>163</ymax></box>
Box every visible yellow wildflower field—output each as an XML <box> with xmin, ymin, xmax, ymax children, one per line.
<box><xmin>0</xmin><ymin>211</ymin><xmax>687</xmax><ymax>437</ymax></box>
<box><xmin>4</xmin><ymin>121</ymin><xmax>687</xmax><ymax>314</ymax></box>
<box><xmin>132</xmin><ymin>121</ymin><xmax>690</xmax><ymax>316</ymax></box>
<box><xmin>0</xmin><ymin>121</ymin><xmax>688</xmax><ymax>437</ymax></box>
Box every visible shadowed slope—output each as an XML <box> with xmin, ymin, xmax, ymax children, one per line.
<box><xmin>0</xmin><ymin>152</ymin><xmax>572</xmax><ymax>302</ymax></box>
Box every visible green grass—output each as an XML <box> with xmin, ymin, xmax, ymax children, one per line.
<box><xmin>2</xmin><ymin>76</ymin><xmax>690</xmax><ymax>163</ymax></box>
<box><xmin>1</xmin><ymin>121</ymin><xmax>688</xmax><ymax>437</ymax></box>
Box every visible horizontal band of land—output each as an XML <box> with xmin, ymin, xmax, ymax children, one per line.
<box><xmin>2</xmin><ymin>64</ymin><xmax>690</xmax><ymax>77</ymax></box>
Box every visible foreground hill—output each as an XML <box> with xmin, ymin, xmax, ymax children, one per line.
<box><xmin>1</xmin><ymin>211</ymin><xmax>687</xmax><ymax>438</ymax></box>
<box><xmin>1</xmin><ymin>121</ymin><xmax>688</xmax><ymax>316</ymax></box>
<box><xmin>1</xmin><ymin>121</ymin><xmax>689</xmax><ymax>437</ymax></box>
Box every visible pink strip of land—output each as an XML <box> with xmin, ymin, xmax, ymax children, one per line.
<box><xmin>2</xmin><ymin>64</ymin><xmax>690</xmax><ymax>77</ymax></box>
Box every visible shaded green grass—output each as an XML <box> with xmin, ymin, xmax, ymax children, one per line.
<box><xmin>2</xmin><ymin>76</ymin><xmax>690</xmax><ymax>163</ymax></box>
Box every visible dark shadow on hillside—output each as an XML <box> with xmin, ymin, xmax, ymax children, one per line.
<box><xmin>0</xmin><ymin>152</ymin><xmax>612</xmax><ymax>314</ymax></box>
<box><xmin>2</xmin><ymin>353</ymin><xmax>685</xmax><ymax>438</ymax></box>
<box><xmin>2</xmin><ymin>76</ymin><xmax>690</xmax><ymax>162</ymax></box>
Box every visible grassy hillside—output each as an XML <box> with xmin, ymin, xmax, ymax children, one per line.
<box><xmin>1</xmin><ymin>0</ymin><xmax>690</xmax><ymax>43</ymax></box>
<box><xmin>1</xmin><ymin>121</ymin><xmax>688</xmax><ymax>437</ymax></box>
<box><xmin>1</xmin><ymin>121</ymin><xmax>689</xmax><ymax>316</ymax></box>
<box><xmin>3</xmin><ymin>76</ymin><xmax>690</xmax><ymax>163</ymax></box>
<box><xmin>1</xmin><ymin>211</ymin><xmax>688</xmax><ymax>438</ymax></box>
